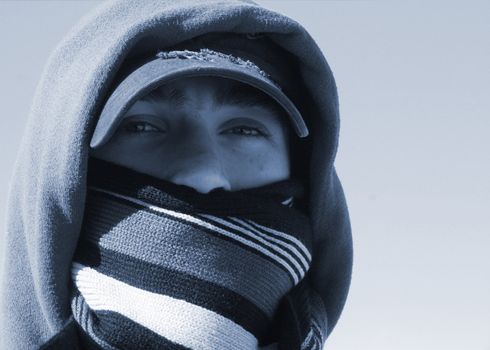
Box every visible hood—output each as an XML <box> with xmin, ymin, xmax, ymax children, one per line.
<box><xmin>0</xmin><ymin>0</ymin><xmax>352</xmax><ymax>348</ymax></box>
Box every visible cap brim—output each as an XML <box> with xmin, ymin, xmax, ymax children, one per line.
<box><xmin>90</xmin><ymin>53</ymin><xmax>309</xmax><ymax>148</ymax></box>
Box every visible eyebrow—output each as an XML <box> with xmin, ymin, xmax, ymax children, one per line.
<box><xmin>214</xmin><ymin>82</ymin><xmax>284</xmax><ymax>118</ymax></box>
<box><xmin>141</xmin><ymin>80</ymin><xmax>287</xmax><ymax>123</ymax></box>
<box><xmin>141</xmin><ymin>86</ymin><xmax>188</xmax><ymax>107</ymax></box>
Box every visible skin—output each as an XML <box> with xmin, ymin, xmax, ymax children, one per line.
<box><xmin>90</xmin><ymin>76</ymin><xmax>290</xmax><ymax>193</ymax></box>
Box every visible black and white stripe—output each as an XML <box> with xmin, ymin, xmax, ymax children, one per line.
<box><xmin>88</xmin><ymin>186</ymin><xmax>310</xmax><ymax>285</ymax></box>
<box><xmin>199</xmin><ymin>214</ymin><xmax>311</xmax><ymax>284</ymax></box>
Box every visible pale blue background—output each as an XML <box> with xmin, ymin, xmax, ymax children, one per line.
<box><xmin>1</xmin><ymin>1</ymin><xmax>489</xmax><ymax>349</ymax></box>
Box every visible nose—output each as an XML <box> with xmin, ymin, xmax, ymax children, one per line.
<box><xmin>171</xmin><ymin>167</ymin><xmax>231</xmax><ymax>194</ymax></box>
<box><xmin>169</xmin><ymin>128</ymin><xmax>232</xmax><ymax>194</ymax></box>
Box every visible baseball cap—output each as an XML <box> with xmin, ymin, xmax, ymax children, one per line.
<box><xmin>90</xmin><ymin>36</ymin><xmax>309</xmax><ymax>148</ymax></box>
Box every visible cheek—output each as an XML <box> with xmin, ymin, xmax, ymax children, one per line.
<box><xmin>90</xmin><ymin>134</ymin><xmax>174</xmax><ymax>177</ymax></box>
<box><xmin>226</xmin><ymin>143</ymin><xmax>267</xmax><ymax>166</ymax></box>
<box><xmin>222</xmin><ymin>141</ymin><xmax>290</xmax><ymax>184</ymax></box>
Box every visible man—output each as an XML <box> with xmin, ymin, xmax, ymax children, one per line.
<box><xmin>0</xmin><ymin>1</ymin><xmax>352</xmax><ymax>349</ymax></box>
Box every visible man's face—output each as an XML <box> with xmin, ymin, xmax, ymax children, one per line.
<box><xmin>90</xmin><ymin>76</ymin><xmax>290</xmax><ymax>193</ymax></box>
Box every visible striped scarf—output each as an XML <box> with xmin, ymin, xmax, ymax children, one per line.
<box><xmin>71</xmin><ymin>157</ymin><xmax>322</xmax><ymax>349</ymax></box>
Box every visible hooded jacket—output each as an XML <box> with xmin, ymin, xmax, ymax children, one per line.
<box><xmin>0</xmin><ymin>0</ymin><xmax>352</xmax><ymax>349</ymax></box>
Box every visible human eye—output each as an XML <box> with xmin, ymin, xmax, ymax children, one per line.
<box><xmin>222</xmin><ymin>124</ymin><xmax>271</xmax><ymax>138</ymax></box>
<box><xmin>120</xmin><ymin>115</ymin><xmax>167</xmax><ymax>133</ymax></box>
<box><xmin>220</xmin><ymin>116</ymin><xmax>273</xmax><ymax>139</ymax></box>
<box><xmin>124</xmin><ymin>121</ymin><xmax>161</xmax><ymax>132</ymax></box>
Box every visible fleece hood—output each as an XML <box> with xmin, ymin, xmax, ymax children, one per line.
<box><xmin>0</xmin><ymin>0</ymin><xmax>352</xmax><ymax>348</ymax></box>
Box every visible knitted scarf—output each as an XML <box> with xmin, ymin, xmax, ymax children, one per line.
<box><xmin>71</xmin><ymin>157</ymin><xmax>326</xmax><ymax>350</ymax></box>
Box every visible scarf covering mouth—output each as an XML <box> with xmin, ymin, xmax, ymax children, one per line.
<box><xmin>70</xmin><ymin>157</ymin><xmax>324</xmax><ymax>349</ymax></box>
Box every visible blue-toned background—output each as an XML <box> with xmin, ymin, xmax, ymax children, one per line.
<box><xmin>1</xmin><ymin>1</ymin><xmax>489</xmax><ymax>349</ymax></box>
